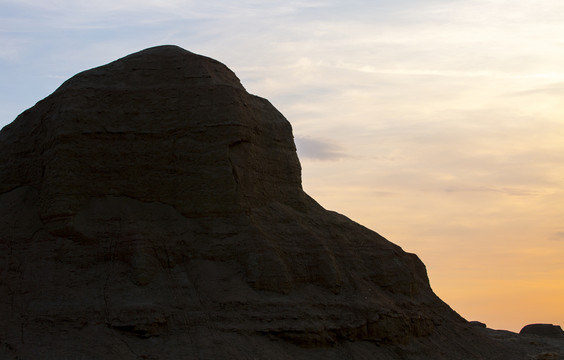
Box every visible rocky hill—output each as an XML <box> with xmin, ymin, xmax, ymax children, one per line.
<box><xmin>0</xmin><ymin>45</ymin><xmax>555</xmax><ymax>359</ymax></box>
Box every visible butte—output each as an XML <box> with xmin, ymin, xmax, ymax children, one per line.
<box><xmin>0</xmin><ymin>45</ymin><xmax>526</xmax><ymax>359</ymax></box>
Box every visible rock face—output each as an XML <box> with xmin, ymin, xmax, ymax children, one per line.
<box><xmin>0</xmin><ymin>45</ymin><xmax>529</xmax><ymax>359</ymax></box>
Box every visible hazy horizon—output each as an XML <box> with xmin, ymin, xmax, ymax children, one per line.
<box><xmin>2</xmin><ymin>0</ymin><xmax>564</xmax><ymax>332</ymax></box>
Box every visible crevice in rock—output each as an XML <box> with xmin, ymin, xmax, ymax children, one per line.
<box><xmin>228</xmin><ymin>139</ymin><xmax>249</xmax><ymax>188</ymax></box>
<box><xmin>111</xmin><ymin>324</ymin><xmax>154</xmax><ymax>339</ymax></box>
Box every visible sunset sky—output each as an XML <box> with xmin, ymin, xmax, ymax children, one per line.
<box><xmin>2</xmin><ymin>0</ymin><xmax>564</xmax><ymax>332</ymax></box>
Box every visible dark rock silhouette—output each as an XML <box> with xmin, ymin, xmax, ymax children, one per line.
<box><xmin>0</xmin><ymin>45</ymin><xmax>544</xmax><ymax>359</ymax></box>
<box><xmin>521</xmin><ymin>324</ymin><xmax>564</xmax><ymax>338</ymax></box>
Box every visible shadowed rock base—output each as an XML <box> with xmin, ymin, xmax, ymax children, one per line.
<box><xmin>0</xmin><ymin>45</ymin><xmax>550</xmax><ymax>359</ymax></box>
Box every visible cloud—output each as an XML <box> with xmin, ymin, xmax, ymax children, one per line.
<box><xmin>295</xmin><ymin>136</ymin><xmax>348</xmax><ymax>161</ymax></box>
<box><xmin>552</xmin><ymin>232</ymin><xmax>564</xmax><ymax>241</ymax></box>
<box><xmin>442</xmin><ymin>186</ymin><xmax>539</xmax><ymax>197</ymax></box>
<box><xmin>510</xmin><ymin>82</ymin><xmax>564</xmax><ymax>97</ymax></box>
<box><xmin>1</xmin><ymin>0</ymin><xmax>331</xmax><ymax>30</ymax></box>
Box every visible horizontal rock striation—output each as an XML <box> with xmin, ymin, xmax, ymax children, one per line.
<box><xmin>0</xmin><ymin>45</ymin><xmax>529</xmax><ymax>359</ymax></box>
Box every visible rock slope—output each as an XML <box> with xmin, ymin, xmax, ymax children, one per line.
<box><xmin>0</xmin><ymin>45</ymin><xmax>532</xmax><ymax>359</ymax></box>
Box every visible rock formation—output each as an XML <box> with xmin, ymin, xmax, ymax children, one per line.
<box><xmin>521</xmin><ymin>324</ymin><xmax>564</xmax><ymax>338</ymax></box>
<box><xmin>0</xmin><ymin>45</ymin><xmax>535</xmax><ymax>359</ymax></box>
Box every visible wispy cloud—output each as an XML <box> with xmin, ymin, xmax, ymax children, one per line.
<box><xmin>511</xmin><ymin>82</ymin><xmax>564</xmax><ymax>96</ymax></box>
<box><xmin>295</xmin><ymin>136</ymin><xmax>348</xmax><ymax>161</ymax></box>
<box><xmin>443</xmin><ymin>186</ymin><xmax>539</xmax><ymax>197</ymax></box>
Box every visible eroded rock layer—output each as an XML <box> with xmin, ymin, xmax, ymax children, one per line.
<box><xmin>0</xmin><ymin>45</ymin><xmax>527</xmax><ymax>359</ymax></box>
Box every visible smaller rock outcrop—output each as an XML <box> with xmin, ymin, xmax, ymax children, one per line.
<box><xmin>520</xmin><ymin>324</ymin><xmax>564</xmax><ymax>338</ymax></box>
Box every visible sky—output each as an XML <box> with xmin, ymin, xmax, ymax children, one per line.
<box><xmin>2</xmin><ymin>0</ymin><xmax>564</xmax><ymax>332</ymax></box>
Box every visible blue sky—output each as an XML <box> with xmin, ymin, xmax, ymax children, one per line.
<box><xmin>2</xmin><ymin>0</ymin><xmax>564</xmax><ymax>331</ymax></box>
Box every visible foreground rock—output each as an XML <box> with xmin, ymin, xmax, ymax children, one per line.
<box><xmin>0</xmin><ymin>45</ymin><xmax>539</xmax><ymax>359</ymax></box>
<box><xmin>481</xmin><ymin>326</ymin><xmax>564</xmax><ymax>360</ymax></box>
